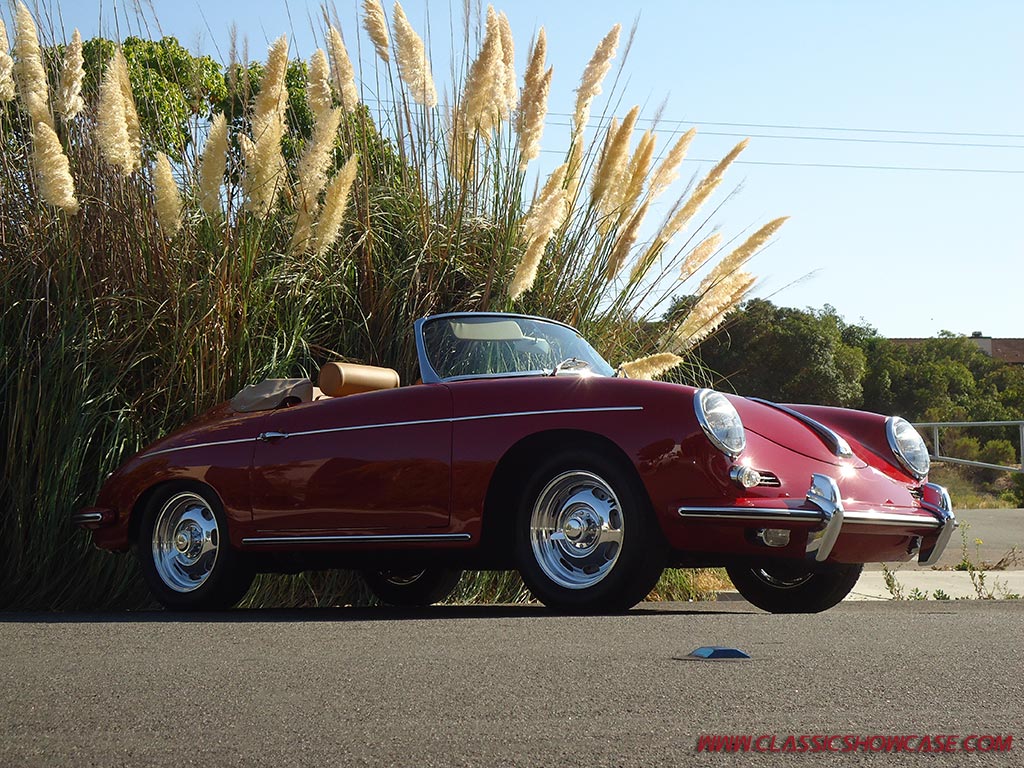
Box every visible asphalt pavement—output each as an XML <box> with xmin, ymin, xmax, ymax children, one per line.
<box><xmin>2</xmin><ymin>601</ymin><xmax>1021</xmax><ymax>767</ymax></box>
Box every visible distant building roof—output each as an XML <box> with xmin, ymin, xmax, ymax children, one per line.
<box><xmin>991</xmin><ymin>339</ymin><xmax>1024</xmax><ymax>365</ymax></box>
<box><xmin>889</xmin><ymin>335</ymin><xmax>1024</xmax><ymax>365</ymax></box>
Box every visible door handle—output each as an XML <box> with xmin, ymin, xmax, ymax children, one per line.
<box><xmin>258</xmin><ymin>431</ymin><xmax>289</xmax><ymax>441</ymax></box>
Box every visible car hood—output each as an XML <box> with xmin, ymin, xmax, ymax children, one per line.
<box><xmin>728</xmin><ymin>395</ymin><xmax>869</xmax><ymax>468</ymax></box>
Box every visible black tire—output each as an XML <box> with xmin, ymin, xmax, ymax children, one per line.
<box><xmin>726</xmin><ymin>561</ymin><xmax>863</xmax><ymax>614</ymax></box>
<box><xmin>514</xmin><ymin>450</ymin><xmax>666</xmax><ymax>613</ymax></box>
<box><xmin>135</xmin><ymin>483</ymin><xmax>254</xmax><ymax>610</ymax></box>
<box><xmin>361</xmin><ymin>568</ymin><xmax>463</xmax><ymax>606</ymax></box>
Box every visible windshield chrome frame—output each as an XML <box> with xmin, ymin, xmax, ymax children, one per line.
<box><xmin>413</xmin><ymin>312</ymin><xmax>602</xmax><ymax>384</ymax></box>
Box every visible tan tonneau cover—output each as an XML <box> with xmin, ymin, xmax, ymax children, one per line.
<box><xmin>229</xmin><ymin>378</ymin><xmax>313</xmax><ymax>412</ymax></box>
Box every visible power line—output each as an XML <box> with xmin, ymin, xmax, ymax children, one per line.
<box><xmin>546</xmin><ymin>111</ymin><xmax>1024</xmax><ymax>141</ymax></box>
<box><xmin>543</xmin><ymin>120</ymin><xmax>1024</xmax><ymax>150</ymax></box>
<box><xmin>535</xmin><ymin>149</ymin><xmax>1024</xmax><ymax>174</ymax></box>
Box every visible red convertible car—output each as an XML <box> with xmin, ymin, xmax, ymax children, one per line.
<box><xmin>74</xmin><ymin>312</ymin><xmax>955</xmax><ymax>613</ymax></box>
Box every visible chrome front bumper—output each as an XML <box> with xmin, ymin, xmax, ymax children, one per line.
<box><xmin>678</xmin><ymin>474</ymin><xmax>957</xmax><ymax>566</ymax></box>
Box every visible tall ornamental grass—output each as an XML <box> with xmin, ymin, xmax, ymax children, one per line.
<box><xmin>0</xmin><ymin>2</ymin><xmax>785</xmax><ymax>609</ymax></box>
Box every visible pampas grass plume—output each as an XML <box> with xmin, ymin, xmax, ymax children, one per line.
<box><xmin>13</xmin><ymin>2</ymin><xmax>52</xmax><ymax>127</ymax></box>
<box><xmin>96</xmin><ymin>51</ymin><xmax>132</xmax><ymax>174</ymax></box>
<box><xmin>297</xmin><ymin>107</ymin><xmax>343</xmax><ymax>203</ymax></box>
<box><xmin>0</xmin><ymin>19</ymin><xmax>13</xmax><ymax>102</ymax></box>
<box><xmin>293</xmin><ymin>106</ymin><xmax>344</xmax><ymax>253</ymax></box>
<box><xmin>619</xmin><ymin>352</ymin><xmax>685</xmax><ymax>381</ymax></box>
<box><xmin>32</xmin><ymin>120</ymin><xmax>78</xmax><ymax>213</ymax></box>
<box><xmin>591</xmin><ymin>105</ymin><xmax>639</xmax><ymax>216</ymax></box>
<box><xmin>198</xmin><ymin>112</ymin><xmax>228</xmax><ymax>216</ymax></box>
<box><xmin>509</xmin><ymin>163</ymin><xmax>568</xmax><ymax>299</ymax></box>
<box><xmin>572</xmin><ymin>24</ymin><xmax>620</xmax><ymax>141</ymax></box>
<box><xmin>54</xmin><ymin>29</ymin><xmax>84</xmax><ymax>119</ymax></box>
<box><xmin>153</xmin><ymin>152</ymin><xmax>182</xmax><ymax>237</ymax></box>
<box><xmin>516</xmin><ymin>29</ymin><xmax>550</xmax><ymax>170</ymax></box>
<box><xmin>326</xmin><ymin>25</ymin><xmax>359</xmax><ymax>112</ymax></box>
<box><xmin>244</xmin><ymin>36</ymin><xmax>289</xmax><ymax>215</ymax></box>
<box><xmin>463</xmin><ymin>6</ymin><xmax>505</xmax><ymax>135</ymax></box>
<box><xmin>314</xmin><ymin>153</ymin><xmax>359</xmax><ymax>256</ymax></box>
<box><xmin>252</xmin><ymin>36</ymin><xmax>288</xmax><ymax>140</ymax></box>
<box><xmin>393</xmin><ymin>2</ymin><xmax>437</xmax><ymax>107</ymax></box>
<box><xmin>116</xmin><ymin>50</ymin><xmax>143</xmax><ymax>172</ymax></box>
<box><xmin>619</xmin><ymin>129</ymin><xmax>656</xmax><ymax>220</ymax></box>
<box><xmin>679</xmin><ymin>233</ymin><xmax>721</xmax><ymax>282</ymax></box>
<box><xmin>362</xmin><ymin>0</ymin><xmax>391</xmax><ymax>64</ymax></box>
<box><xmin>649</xmin><ymin>128</ymin><xmax>696</xmax><ymax>198</ymax></box>
<box><xmin>664</xmin><ymin>138</ymin><xmax>748</xmax><ymax>239</ymax></box>
<box><xmin>606</xmin><ymin>202</ymin><xmax>645</xmax><ymax>281</ymax></box>
<box><xmin>498</xmin><ymin>11</ymin><xmax>517</xmax><ymax>115</ymax></box>
<box><xmin>307</xmin><ymin>49</ymin><xmax>333</xmax><ymax>123</ymax></box>
<box><xmin>674</xmin><ymin>271</ymin><xmax>756</xmax><ymax>351</ymax></box>
<box><xmin>697</xmin><ymin>216</ymin><xmax>788</xmax><ymax>294</ymax></box>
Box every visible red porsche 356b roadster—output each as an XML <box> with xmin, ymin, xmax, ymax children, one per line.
<box><xmin>75</xmin><ymin>312</ymin><xmax>955</xmax><ymax>613</ymax></box>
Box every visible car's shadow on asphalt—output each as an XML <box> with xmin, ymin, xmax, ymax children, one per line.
<box><xmin>0</xmin><ymin>603</ymin><xmax>752</xmax><ymax>624</ymax></box>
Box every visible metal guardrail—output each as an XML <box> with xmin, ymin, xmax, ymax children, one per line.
<box><xmin>913</xmin><ymin>420</ymin><xmax>1024</xmax><ymax>473</ymax></box>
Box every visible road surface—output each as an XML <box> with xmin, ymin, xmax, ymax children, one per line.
<box><xmin>2</xmin><ymin>601</ymin><xmax>1020</xmax><ymax>767</ymax></box>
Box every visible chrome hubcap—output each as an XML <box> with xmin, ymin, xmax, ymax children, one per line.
<box><xmin>381</xmin><ymin>570</ymin><xmax>426</xmax><ymax>586</ymax></box>
<box><xmin>530</xmin><ymin>470</ymin><xmax>624</xmax><ymax>589</ymax></box>
<box><xmin>752</xmin><ymin>566</ymin><xmax>814</xmax><ymax>589</ymax></box>
<box><xmin>152</xmin><ymin>492</ymin><xmax>220</xmax><ymax>593</ymax></box>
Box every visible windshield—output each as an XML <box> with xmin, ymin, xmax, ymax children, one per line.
<box><xmin>416</xmin><ymin>314</ymin><xmax>615</xmax><ymax>383</ymax></box>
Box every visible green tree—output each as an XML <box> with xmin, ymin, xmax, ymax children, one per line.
<box><xmin>81</xmin><ymin>36</ymin><xmax>227</xmax><ymax>161</ymax></box>
<box><xmin>861</xmin><ymin>334</ymin><xmax>1014</xmax><ymax>423</ymax></box>
<box><xmin>694</xmin><ymin>299</ymin><xmax>869</xmax><ymax>406</ymax></box>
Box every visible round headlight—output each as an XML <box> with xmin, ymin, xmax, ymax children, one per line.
<box><xmin>694</xmin><ymin>389</ymin><xmax>745</xmax><ymax>458</ymax></box>
<box><xmin>886</xmin><ymin>416</ymin><xmax>930</xmax><ymax>479</ymax></box>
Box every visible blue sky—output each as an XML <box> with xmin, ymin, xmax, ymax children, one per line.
<box><xmin>23</xmin><ymin>0</ymin><xmax>1023</xmax><ymax>338</ymax></box>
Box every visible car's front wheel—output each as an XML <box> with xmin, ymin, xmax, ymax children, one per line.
<box><xmin>136</xmin><ymin>483</ymin><xmax>254</xmax><ymax>610</ymax></box>
<box><xmin>514</xmin><ymin>452</ymin><xmax>666</xmax><ymax>613</ymax></box>
<box><xmin>726</xmin><ymin>561</ymin><xmax>863</xmax><ymax>613</ymax></box>
<box><xmin>361</xmin><ymin>568</ymin><xmax>463</xmax><ymax>606</ymax></box>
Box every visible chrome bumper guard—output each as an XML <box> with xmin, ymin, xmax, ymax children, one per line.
<box><xmin>804</xmin><ymin>474</ymin><xmax>844</xmax><ymax>562</ymax></box>
<box><xmin>918</xmin><ymin>483</ymin><xmax>957</xmax><ymax>566</ymax></box>
<box><xmin>677</xmin><ymin>475</ymin><xmax>956</xmax><ymax>565</ymax></box>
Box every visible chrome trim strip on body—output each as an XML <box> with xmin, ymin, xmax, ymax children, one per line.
<box><xmin>677</xmin><ymin>508</ymin><xmax>822</xmax><ymax>523</ymax></box>
<box><xmin>242</xmin><ymin>533</ymin><xmax>473</xmax><ymax>545</ymax></box>
<box><xmin>677</xmin><ymin>506</ymin><xmax>944</xmax><ymax>529</ymax></box>
<box><xmin>749</xmin><ymin>398</ymin><xmax>854</xmax><ymax>458</ymax></box>
<box><xmin>72</xmin><ymin>512</ymin><xmax>105</xmax><ymax>524</ymax></box>
<box><xmin>146</xmin><ymin>437</ymin><xmax>260</xmax><ymax>458</ymax></box>
<box><xmin>145</xmin><ymin>406</ymin><xmax>643</xmax><ymax>457</ymax></box>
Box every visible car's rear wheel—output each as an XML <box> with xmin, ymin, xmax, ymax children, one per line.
<box><xmin>514</xmin><ymin>451</ymin><xmax>666</xmax><ymax>613</ymax></box>
<box><xmin>726</xmin><ymin>561</ymin><xmax>863</xmax><ymax>613</ymax></box>
<box><xmin>136</xmin><ymin>484</ymin><xmax>254</xmax><ymax>610</ymax></box>
<box><xmin>361</xmin><ymin>568</ymin><xmax>463</xmax><ymax>606</ymax></box>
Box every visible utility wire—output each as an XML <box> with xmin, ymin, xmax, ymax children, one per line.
<box><xmin>535</xmin><ymin>148</ymin><xmax>1024</xmax><ymax>174</ymax></box>
<box><xmin>545</xmin><ymin>111</ymin><xmax>1024</xmax><ymax>140</ymax></box>
<box><xmin>543</xmin><ymin>120</ymin><xmax>1024</xmax><ymax>150</ymax></box>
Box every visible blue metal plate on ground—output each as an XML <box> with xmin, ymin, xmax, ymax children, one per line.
<box><xmin>687</xmin><ymin>646</ymin><xmax>751</xmax><ymax>659</ymax></box>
